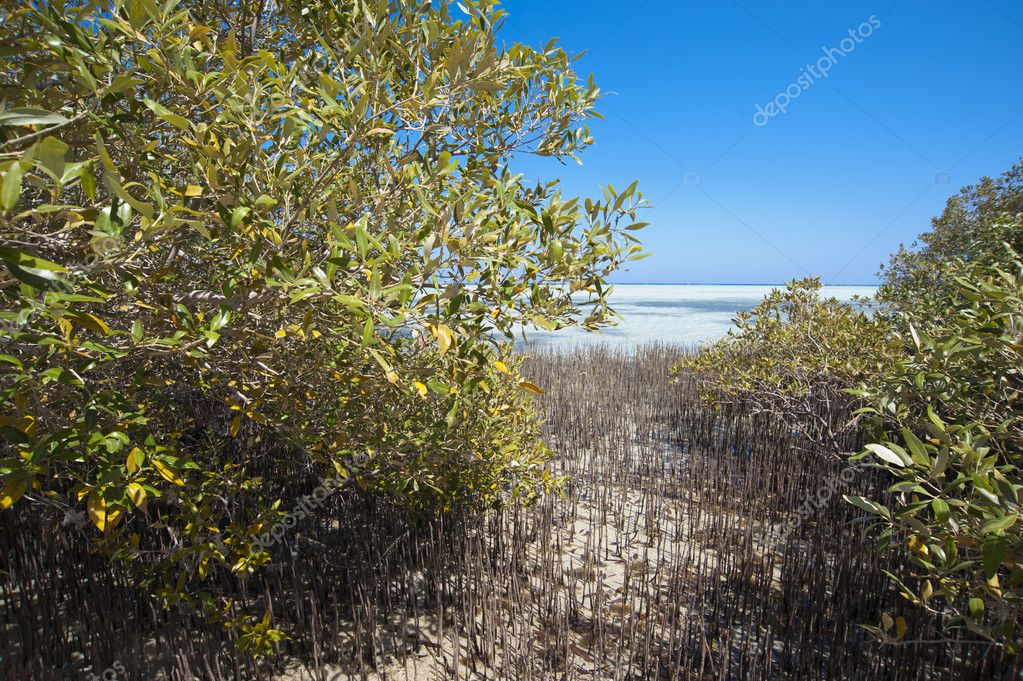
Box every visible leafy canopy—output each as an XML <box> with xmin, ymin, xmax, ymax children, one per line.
<box><xmin>0</xmin><ymin>0</ymin><xmax>646</xmax><ymax>644</ymax></box>
<box><xmin>852</xmin><ymin>256</ymin><xmax>1023</xmax><ymax>649</ymax></box>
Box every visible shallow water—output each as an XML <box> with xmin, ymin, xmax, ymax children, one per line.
<box><xmin>517</xmin><ymin>283</ymin><xmax>877</xmax><ymax>350</ymax></box>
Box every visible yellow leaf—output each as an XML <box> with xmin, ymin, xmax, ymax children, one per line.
<box><xmin>14</xmin><ymin>415</ymin><xmax>34</xmax><ymax>437</ymax></box>
<box><xmin>0</xmin><ymin>477</ymin><xmax>25</xmax><ymax>509</ymax></box>
<box><xmin>518</xmin><ymin>380</ymin><xmax>545</xmax><ymax>395</ymax></box>
<box><xmin>432</xmin><ymin>323</ymin><xmax>454</xmax><ymax>354</ymax></box>
<box><xmin>274</xmin><ymin>328</ymin><xmax>287</xmax><ymax>339</ymax></box>
<box><xmin>87</xmin><ymin>491</ymin><xmax>122</xmax><ymax>531</ymax></box>
<box><xmin>492</xmin><ymin>360</ymin><xmax>511</xmax><ymax>375</ymax></box>
<box><xmin>895</xmin><ymin>616</ymin><xmax>907</xmax><ymax>640</ymax></box>
<box><xmin>184</xmin><ymin>185</ymin><xmax>203</xmax><ymax>197</ymax></box>
<box><xmin>412</xmin><ymin>381</ymin><xmax>428</xmax><ymax>398</ymax></box>
<box><xmin>153</xmin><ymin>459</ymin><xmax>184</xmax><ymax>486</ymax></box>
<box><xmin>230</xmin><ymin>414</ymin><xmax>242</xmax><ymax>437</ymax></box>
<box><xmin>67</xmin><ymin>311</ymin><xmax>111</xmax><ymax>335</ymax></box>
<box><xmin>385</xmin><ymin>369</ymin><xmax>399</xmax><ymax>384</ymax></box>
<box><xmin>332</xmin><ymin>460</ymin><xmax>350</xmax><ymax>479</ymax></box>
<box><xmin>126</xmin><ymin>482</ymin><xmax>147</xmax><ymax>510</ymax></box>
<box><xmin>366</xmin><ymin>127</ymin><xmax>394</xmax><ymax>136</ymax></box>
<box><xmin>907</xmin><ymin>535</ymin><xmax>928</xmax><ymax>556</ymax></box>
<box><xmin>126</xmin><ymin>447</ymin><xmax>142</xmax><ymax>474</ymax></box>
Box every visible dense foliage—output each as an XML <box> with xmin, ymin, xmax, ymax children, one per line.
<box><xmin>0</xmin><ymin>0</ymin><xmax>645</xmax><ymax>647</ymax></box>
<box><xmin>856</xmin><ymin>163</ymin><xmax>1023</xmax><ymax>648</ymax></box>
<box><xmin>678</xmin><ymin>163</ymin><xmax>1023</xmax><ymax>649</ymax></box>
<box><xmin>852</xmin><ymin>256</ymin><xmax>1023</xmax><ymax>649</ymax></box>
<box><xmin>670</xmin><ymin>277</ymin><xmax>896</xmax><ymax>449</ymax></box>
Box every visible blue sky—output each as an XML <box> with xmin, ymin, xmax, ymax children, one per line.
<box><xmin>497</xmin><ymin>1</ymin><xmax>1023</xmax><ymax>284</ymax></box>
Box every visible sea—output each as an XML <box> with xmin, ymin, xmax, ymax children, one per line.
<box><xmin>517</xmin><ymin>284</ymin><xmax>877</xmax><ymax>350</ymax></box>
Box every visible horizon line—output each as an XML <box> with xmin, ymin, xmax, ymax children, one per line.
<box><xmin>607</xmin><ymin>281</ymin><xmax>880</xmax><ymax>287</ymax></box>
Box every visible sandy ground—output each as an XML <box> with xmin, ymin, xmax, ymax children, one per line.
<box><xmin>271</xmin><ymin>472</ymin><xmax>777</xmax><ymax>681</ymax></box>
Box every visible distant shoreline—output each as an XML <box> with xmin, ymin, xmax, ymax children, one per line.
<box><xmin>607</xmin><ymin>282</ymin><xmax>879</xmax><ymax>287</ymax></box>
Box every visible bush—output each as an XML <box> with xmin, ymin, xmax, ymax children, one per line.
<box><xmin>850</xmin><ymin>256</ymin><xmax>1023</xmax><ymax>649</ymax></box>
<box><xmin>0</xmin><ymin>0</ymin><xmax>645</xmax><ymax>645</ymax></box>
<box><xmin>670</xmin><ymin>277</ymin><xmax>896</xmax><ymax>448</ymax></box>
<box><xmin>675</xmin><ymin>160</ymin><xmax>1023</xmax><ymax>649</ymax></box>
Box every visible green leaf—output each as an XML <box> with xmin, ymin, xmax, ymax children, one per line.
<box><xmin>94</xmin><ymin>206</ymin><xmax>113</xmax><ymax>234</ymax></box>
<box><xmin>931</xmin><ymin>498</ymin><xmax>950</xmax><ymax>524</ymax></box>
<box><xmin>427</xmin><ymin>378</ymin><xmax>449</xmax><ymax>394</ymax></box>
<box><xmin>143</xmin><ymin>98</ymin><xmax>192</xmax><ymax>131</ymax></box>
<box><xmin>41</xmin><ymin>366</ymin><xmax>84</xmax><ymax>388</ymax></box>
<box><xmin>0</xmin><ymin>246</ymin><xmax>67</xmax><ymax>272</ymax></box>
<box><xmin>968</xmin><ymin>597</ymin><xmax>985</xmax><ymax>621</ymax></box>
<box><xmin>334</xmin><ymin>294</ymin><xmax>366</xmax><ymax>310</ymax></box>
<box><xmin>932</xmin><ymin>447</ymin><xmax>948</xmax><ymax>478</ymax></box>
<box><xmin>0</xmin><ymin>426</ymin><xmax>30</xmax><ymax>446</ymax></box>
<box><xmin>844</xmin><ymin>495</ymin><xmax>879</xmax><ymax>515</ymax></box>
<box><xmin>980</xmin><ymin>514</ymin><xmax>1017</xmax><ymax>534</ymax></box>
<box><xmin>445</xmin><ymin>398</ymin><xmax>459</xmax><ymax>428</ymax></box>
<box><xmin>982</xmin><ymin>535</ymin><xmax>1005</xmax><ymax>579</ymax></box>
<box><xmin>0</xmin><ymin>354</ymin><xmax>23</xmax><ymax>369</ymax></box>
<box><xmin>36</xmin><ymin>136</ymin><xmax>69</xmax><ymax>180</ymax></box>
<box><xmin>230</xmin><ymin>206</ymin><xmax>250</xmax><ymax>228</ymax></box>
<box><xmin>866</xmin><ymin>442</ymin><xmax>909</xmax><ymax>468</ymax></box>
<box><xmin>0</xmin><ymin>108</ymin><xmax>68</xmax><ymax>127</ymax></box>
<box><xmin>1</xmin><ymin>162</ymin><xmax>23</xmax><ymax>210</ymax></box>
<box><xmin>902</xmin><ymin>428</ymin><xmax>929</xmax><ymax>466</ymax></box>
<box><xmin>81</xmin><ymin>162</ymin><xmax>96</xmax><ymax>200</ymax></box>
<box><xmin>3</xmin><ymin>262</ymin><xmax>71</xmax><ymax>291</ymax></box>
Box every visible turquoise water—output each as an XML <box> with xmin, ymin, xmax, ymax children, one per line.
<box><xmin>518</xmin><ymin>284</ymin><xmax>877</xmax><ymax>350</ymax></box>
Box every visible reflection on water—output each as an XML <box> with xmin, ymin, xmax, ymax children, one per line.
<box><xmin>517</xmin><ymin>284</ymin><xmax>876</xmax><ymax>350</ymax></box>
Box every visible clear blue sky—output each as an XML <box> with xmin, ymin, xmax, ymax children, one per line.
<box><xmin>497</xmin><ymin>1</ymin><xmax>1023</xmax><ymax>284</ymax></box>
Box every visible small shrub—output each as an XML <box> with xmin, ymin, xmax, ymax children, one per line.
<box><xmin>671</xmin><ymin>277</ymin><xmax>896</xmax><ymax>448</ymax></box>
